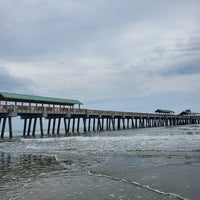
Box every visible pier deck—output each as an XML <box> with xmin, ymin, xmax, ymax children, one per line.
<box><xmin>0</xmin><ymin>105</ymin><xmax>200</xmax><ymax>139</ymax></box>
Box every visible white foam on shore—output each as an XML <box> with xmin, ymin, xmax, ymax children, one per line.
<box><xmin>1</xmin><ymin>132</ymin><xmax>199</xmax><ymax>156</ymax></box>
<box><xmin>1</xmin><ymin>125</ymin><xmax>200</xmax><ymax>156</ymax></box>
<box><xmin>88</xmin><ymin>170</ymin><xmax>190</xmax><ymax>200</ymax></box>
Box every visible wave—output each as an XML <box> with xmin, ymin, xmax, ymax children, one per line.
<box><xmin>1</xmin><ymin>133</ymin><xmax>199</xmax><ymax>156</ymax></box>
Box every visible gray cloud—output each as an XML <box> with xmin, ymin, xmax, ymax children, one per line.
<box><xmin>1</xmin><ymin>0</ymin><xmax>199</xmax><ymax>61</ymax></box>
<box><xmin>0</xmin><ymin>0</ymin><xmax>200</xmax><ymax>111</ymax></box>
<box><xmin>151</xmin><ymin>32</ymin><xmax>200</xmax><ymax>77</ymax></box>
<box><xmin>0</xmin><ymin>67</ymin><xmax>33</xmax><ymax>92</ymax></box>
<box><xmin>161</xmin><ymin>61</ymin><xmax>200</xmax><ymax>76</ymax></box>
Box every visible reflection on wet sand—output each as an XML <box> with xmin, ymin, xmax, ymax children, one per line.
<box><xmin>0</xmin><ymin>153</ymin><xmax>67</xmax><ymax>180</ymax></box>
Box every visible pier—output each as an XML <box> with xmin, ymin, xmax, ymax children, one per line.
<box><xmin>0</xmin><ymin>92</ymin><xmax>200</xmax><ymax>139</ymax></box>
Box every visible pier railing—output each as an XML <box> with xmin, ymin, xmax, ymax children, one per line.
<box><xmin>0</xmin><ymin>105</ymin><xmax>198</xmax><ymax>119</ymax></box>
<box><xmin>0</xmin><ymin>105</ymin><xmax>196</xmax><ymax>118</ymax></box>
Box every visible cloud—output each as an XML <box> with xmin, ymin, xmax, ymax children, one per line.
<box><xmin>0</xmin><ymin>66</ymin><xmax>34</xmax><ymax>92</ymax></box>
<box><xmin>0</xmin><ymin>0</ymin><xmax>199</xmax><ymax>111</ymax></box>
<box><xmin>0</xmin><ymin>0</ymin><xmax>199</xmax><ymax>60</ymax></box>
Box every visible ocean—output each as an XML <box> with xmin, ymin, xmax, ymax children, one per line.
<box><xmin>0</xmin><ymin>125</ymin><xmax>200</xmax><ymax>200</ymax></box>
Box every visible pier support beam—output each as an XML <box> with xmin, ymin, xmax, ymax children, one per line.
<box><xmin>40</xmin><ymin>117</ymin><xmax>44</xmax><ymax>137</ymax></box>
<box><xmin>64</xmin><ymin>118</ymin><xmax>68</xmax><ymax>134</ymax></box>
<box><xmin>93</xmin><ymin>118</ymin><xmax>96</xmax><ymax>131</ymax></box>
<box><xmin>127</xmin><ymin>118</ymin><xmax>130</xmax><ymax>129</ymax></box>
<box><xmin>117</xmin><ymin>118</ymin><xmax>121</xmax><ymax>130</ymax></box>
<box><xmin>83</xmin><ymin>117</ymin><xmax>87</xmax><ymax>132</ymax></box>
<box><xmin>67</xmin><ymin>118</ymin><xmax>71</xmax><ymax>133</ymax></box>
<box><xmin>52</xmin><ymin>118</ymin><xmax>56</xmax><ymax>134</ymax></box>
<box><xmin>77</xmin><ymin>117</ymin><xmax>80</xmax><ymax>133</ymax></box>
<box><xmin>47</xmin><ymin>118</ymin><xmax>51</xmax><ymax>134</ymax></box>
<box><xmin>32</xmin><ymin>118</ymin><xmax>37</xmax><ymax>137</ymax></box>
<box><xmin>57</xmin><ymin>118</ymin><xmax>61</xmax><ymax>135</ymax></box>
<box><xmin>131</xmin><ymin>118</ymin><xmax>135</xmax><ymax>128</ymax></box>
<box><xmin>72</xmin><ymin>118</ymin><xmax>75</xmax><ymax>133</ymax></box>
<box><xmin>122</xmin><ymin>118</ymin><xmax>126</xmax><ymax>129</ymax></box>
<box><xmin>23</xmin><ymin>118</ymin><xmax>27</xmax><ymax>137</ymax></box>
<box><xmin>0</xmin><ymin>117</ymin><xmax>13</xmax><ymax>139</ymax></box>
<box><xmin>88</xmin><ymin>118</ymin><xmax>91</xmax><ymax>132</ymax></box>
<box><xmin>101</xmin><ymin>117</ymin><xmax>104</xmax><ymax>131</ymax></box>
<box><xmin>1</xmin><ymin>118</ymin><xmax>6</xmax><ymax>139</ymax></box>
<box><xmin>8</xmin><ymin>117</ymin><xmax>13</xmax><ymax>139</ymax></box>
<box><xmin>27</xmin><ymin>118</ymin><xmax>32</xmax><ymax>136</ymax></box>
<box><xmin>97</xmin><ymin>117</ymin><xmax>102</xmax><ymax>131</ymax></box>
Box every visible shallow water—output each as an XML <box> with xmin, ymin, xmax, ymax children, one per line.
<box><xmin>0</xmin><ymin>125</ymin><xmax>200</xmax><ymax>200</ymax></box>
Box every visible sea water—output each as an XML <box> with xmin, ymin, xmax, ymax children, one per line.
<box><xmin>0</xmin><ymin>125</ymin><xmax>200</xmax><ymax>200</ymax></box>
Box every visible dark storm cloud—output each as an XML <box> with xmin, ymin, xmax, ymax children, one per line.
<box><xmin>0</xmin><ymin>67</ymin><xmax>33</xmax><ymax>92</ymax></box>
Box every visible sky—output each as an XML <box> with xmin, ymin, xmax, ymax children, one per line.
<box><xmin>0</xmin><ymin>0</ymin><xmax>200</xmax><ymax>114</ymax></box>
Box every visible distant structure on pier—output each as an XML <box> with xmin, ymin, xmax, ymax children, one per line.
<box><xmin>180</xmin><ymin>109</ymin><xmax>200</xmax><ymax>116</ymax></box>
<box><xmin>155</xmin><ymin>109</ymin><xmax>175</xmax><ymax>114</ymax></box>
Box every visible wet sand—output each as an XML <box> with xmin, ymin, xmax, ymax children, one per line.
<box><xmin>1</xmin><ymin>153</ymin><xmax>200</xmax><ymax>200</ymax></box>
<box><xmin>90</xmin><ymin>154</ymin><xmax>200</xmax><ymax>200</ymax></box>
<box><xmin>1</xmin><ymin>126</ymin><xmax>200</xmax><ymax>200</ymax></box>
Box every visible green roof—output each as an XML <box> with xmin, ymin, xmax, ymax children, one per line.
<box><xmin>0</xmin><ymin>92</ymin><xmax>83</xmax><ymax>106</ymax></box>
<box><xmin>155</xmin><ymin>109</ymin><xmax>175</xmax><ymax>114</ymax></box>
<box><xmin>180</xmin><ymin>110</ymin><xmax>200</xmax><ymax>115</ymax></box>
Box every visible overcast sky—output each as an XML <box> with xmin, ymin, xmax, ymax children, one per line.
<box><xmin>0</xmin><ymin>0</ymin><xmax>200</xmax><ymax>113</ymax></box>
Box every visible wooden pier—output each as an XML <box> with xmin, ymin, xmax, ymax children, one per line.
<box><xmin>0</xmin><ymin>92</ymin><xmax>200</xmax><ymax>139</ymax></box>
